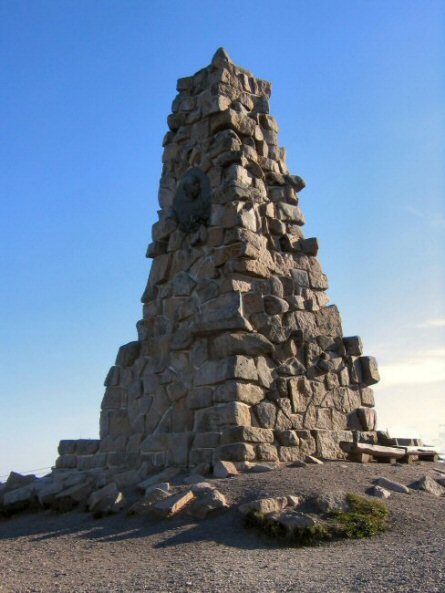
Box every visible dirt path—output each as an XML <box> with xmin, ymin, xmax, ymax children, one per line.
<box><xmin>1</xmin><ymin>462</ymin><xmax>444</xmax><ymax>593</ymax></box>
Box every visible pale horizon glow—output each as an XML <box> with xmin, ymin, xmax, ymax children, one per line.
<box><xmin>418</xmin><ymin>319</ymin><xmax>445</xmax><ymax>329</ymax></box>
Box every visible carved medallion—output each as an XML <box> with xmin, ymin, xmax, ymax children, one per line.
<box><xmin>172</xmin><ymin>168</ymin><xmax>211</xmax><ymax>232</ymax></box>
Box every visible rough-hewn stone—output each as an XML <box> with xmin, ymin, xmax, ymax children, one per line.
<box><xmin>43</xmin><ymin>47</ymin><xmax>382</xmax><ymax>479</ymax></box>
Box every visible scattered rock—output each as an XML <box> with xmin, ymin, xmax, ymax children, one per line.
<box><xmin>289</xmin><ymin>460</ymin><xmax>307</xmax><ymax>468</ymax></box>
<box><xmin>6</xmin><ymin>471</ymin><xmax>37</xmax><ymax>488</ymax></box>
<box><xmin>409</xmin><ymin>475</ymin><xmax>445</xmax><ymax>497</ymax></box>
<box><xmin>367</xmin><ymin>485</ymin><xmax>391</xmax><ymax>499</ymax></box>
<box><xmin>144</xmin><ymin>481</ymin><xmax>170</xmax><ymax>496</ymax></box>
<box><xmin>375</xmin><ymin>477</ymin><xmax>410</xmax><ymax>494</ymax></box>
<box><xmin>190</xmin><ymin>482</ymin><xmax>216</xmax><ymax>494</ymax></box>
<box><xmin>309</xmin><ymin>491</ymin><xmax>350</xmax><ymax>514</ymax></box>
<box><xmin>286</xmin><ymin>495</ymin><xmax>301</xmax><ymax>507</ymax></box>
<box><xmin>237</xmin><ymin>461</ymin><xmax>280</xmax><ymax>473</ymax></box>
<box><xmin>144</xmin><ymin>487</ymin><xmax>171</xmax><ymax>504</ymax></box>
<box><xmin>153</xmin><ymin>490</ymin><xmax>196</xmax><ymax>518</ymax></box>
<box><xmin>127</xmin><ymin>488</ymin><xmax>170</xmax><ymax>515</ymax></box>
<box><xmin>213</xmin><ymin>460</ymin><xmax>238</xmax><ymax>479</ymax></box>
<box><xmin>190</xmin><ymin>489</ymin><xmax>228</xmax><ymax>519</ymax></box>
<box><xmin>37</xmin><ymin>482</ymin><xmax>65</xmax><ymax>507</ymax></box>
<box><xmin>275</xmin><ymin>510</ymin><xmax>317</xmax><ymax>530</ymax></box>
<box><xmin>87</xmin><ymin>482</ymin><xmax>125</xmax><ymax>515</ymax></box>
<box><xmin>238</xmin><ymin>496</ymin><xmax>288</xmax><ymax>516</ymax></box>
<box><xmin>54</xmin><ymin>481</ymin><xmax>93</xmax><ymax>512</ymax></box>
<box><xmin>2</xmin><ymin>484</ymin><xmax>37</xmax><ymax>512</ymax></box>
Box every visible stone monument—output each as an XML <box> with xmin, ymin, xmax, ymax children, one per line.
<box><xmin>56</xmin><ymin>48</ymin><xmax>381</xmax><ymax>475</ymax></box>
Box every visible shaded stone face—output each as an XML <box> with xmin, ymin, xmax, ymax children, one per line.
<box><xmin>172</xmin><ymin>168</ymin><xmax>212</xmax><ymax>232</ymax></box>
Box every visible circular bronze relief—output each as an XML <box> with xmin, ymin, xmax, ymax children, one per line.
<box><xmin>172</xmin><ymin>168</ymin><xmax>212</xmax><ymax>232</ymax></box>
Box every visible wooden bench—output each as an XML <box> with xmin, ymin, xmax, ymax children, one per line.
<box><xmin>344</xmin><ymin>443</ymin><xmax>440</xmax><ymax>464</ymax></box>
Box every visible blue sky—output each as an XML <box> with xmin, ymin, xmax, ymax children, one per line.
<box><xmin>1</xmin><ymin>0</ymin><xmax>444</xmax><ymax>476</ymax></box>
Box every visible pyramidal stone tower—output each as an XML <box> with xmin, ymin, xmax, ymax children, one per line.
<box><xmin>56</xmin><ymin>49</ymin><xmax>381</xmax><ymax>474</ymax></box>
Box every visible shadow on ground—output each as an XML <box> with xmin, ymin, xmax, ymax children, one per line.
<box><xmin>0</xmin><ymin>507</ymin><xmax>285</xmax><ymax>551</ymax></box>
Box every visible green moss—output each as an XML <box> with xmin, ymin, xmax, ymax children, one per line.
<box><xmin>244</xmin><ymin>494</ymin><xmax>389</xmax><ymax>546</ymax></box>
<box><xmin>331</xmin><ymin>493</ymin><xmax>389</xmax><ymax>539</ymax></box>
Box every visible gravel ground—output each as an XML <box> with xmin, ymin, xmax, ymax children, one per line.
<box><xmin>1</xmin><ymin>461</ymin><xmax>444</xmax><ymax>593</ymax></box>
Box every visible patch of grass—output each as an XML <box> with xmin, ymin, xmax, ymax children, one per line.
<box><xmin>331</xmin><ymin>493</ymin><xmax>389</xmax><ymax>539</ymax></box>
<box><xmin>244</xmin><ymin>494</ymin><xmax>389</xmax><ymax>546</ymax></box>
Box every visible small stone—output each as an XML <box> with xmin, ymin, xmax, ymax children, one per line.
<box><xmin>86</xmin><ymin>483</ymin><xmax>122</xmax><ymax>515</ymax></box>
<box><xmin>360</xmin><ymin>356</ymin><xmax>380</xmax><ymax>386</ymax></box>
<box><xmin>256</xmin><ymin>356</ymin><xmax>274</xmax><ymax>387</ymax></box>
<box><xmin>37</xmin><ymin>482</ymin><xmax>65</xmax><ymax>507</ymax></box>
<box><xmin>289</xmin><ymin>460</ymin><xmax>307</xmax><ymax>468</ymax></box>
<box><xmin>276</xmin><ymin>430</ymin><xmax>299</xmax><ymax>446</ymax></box>
<box><xmin>190</xmin><ymin>489</ymin><xmax>228</xmax><ymax>519</ymax></box>
<box><xmin>210</xmin><ymin>109</ymin><xmax>256</xmax><ymax>137</ymax></box>
<box><xmin>145</xmin><ymin>482</ymin><xmax>170</xmax><ymax>496</ymax></box>
<box><xmin>2</xmin><ymin>484</ymin><xmax>37</xmax><ymax>511</ymax></box>
<box><xmin>237</xmin><ymin>462</ymin><xmax>280</xmax><ymax>473</ymax></box>
<box><xmin>277</xmin><ymin>360</ymin><xmax>306</xmax><ymax>376</ymax></box>
<box><xmin>172</xmin><ymin>271</ymin><xmax>196</xmax><ymax>296</ymax></box>
<box><xmin>409</xmin><ymin>475</ymin><xmax>445</xmax><ymax>497</ymax></box>
<box><xmin>153</xmin><ymin>490</ymin><xmax>196</xmax><ymax>518</ymax></box>
<box><xmin>254</xmin><ymin>401</ymin><xmax>277</xmax><ymax>428</ymax></box>
<box><xmin>310</xmin><ymin>491</ymin><xmax>349</xmax><ymax>513</ymax></box>
<box><xmin>314</xmin><ymin>429</ymin><xmax>354</xmax><ymax>460</ymax></box>
<box><xmin>211</xmin><ymin>47</ymin><xmax>233</xmax><ymax>67</ymax></box>
<box><xmin>213</xmin><ymin>460</ymin><xmax>238</xmax><ymax>479</ymax></box>
<box><xmin>238</xmin><ymin>496</ymin><xmax>288</xmax><ymax>515</ymax></box>
<box><xmin>263</xmin><ymin>295</ymin><xmax>289</xmax><ymax>315</ymax></box>
<box><xmin>128</xmin><ymin>488</ymin><xmax>170</xmax><ymax>514</ymax></box>
<box><xmin>256</xmin><ymin>443</ymin><xmax>279</xmax><ymax>462</ymax></box>
<box><xmin>5</xmin><ymin>471</ymin><xmax>37</xmax><ymax>488</ymax></box>
<box><xmin>300</xmin><ymin>237</ymin><xmax>319</xmax><ymax>256</ymax></box>
<box><xmin>277</xmin><ymin>510</ymin><xmax>316</xmax><ymax>530</ymax></box>
<box><xmin>367</xmin><ymin>485</ymin><xmax>391</xmax><ymax>499</ymax></box>
<box><xmin>216</xmin><ymin>443</ymin><xmax>255</xmax><ymax>462</ymax></box>
<box><xmin>190</xmin><ymin>481</ymin><xmax>216</xmax><ymax>494</ymax></box>
<box><xmin>279</xmin><ymin>447</ymin><xmax>302</xmax><ymax>463</ymax></box>
<box><xmin>194</xmin><ymin>356</ymin><xmax>258</xmax><ymax>387</ymax></box>
<box><xmin>343</xmin><ymin>336</ymin><xmax>363</xmax><ymax>356</ymax></box>
<box><xmin>214</xmin><ymin>381</ymin><xmax>264</xmax><ymax>406</ymax></box>
<box><xmin>209</xmin><ymin>332</ymin><xmax>273</xmax><ymax>358</ymax></box>
<box><xmin>55</xmin><ymin>481</ymin><xmax>94</xmax><ymax>512</ymax></box>
<box><xmin>194</xmin><ymin>402</ymin><xmax>251</xmax><ymax>431</ymax></box>
<box><xmin>375</xmin><ymin>477</ymin><xmax>410</xmax><ymax>494</ymax></box>
<box><xmin>287</xmin><ymin>495</ymin><xmax>301</xmax><ymax>507</ymax></box>
<box><xmin>221</xmin><ymin>426</ymin><xmax>274</xmax><ymax>444</ymax></box>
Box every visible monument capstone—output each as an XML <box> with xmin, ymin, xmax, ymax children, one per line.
<box><xmin>56</xmin><ymin>48</ymin><xmax>381</xmax><ymax>475</ymax></box>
